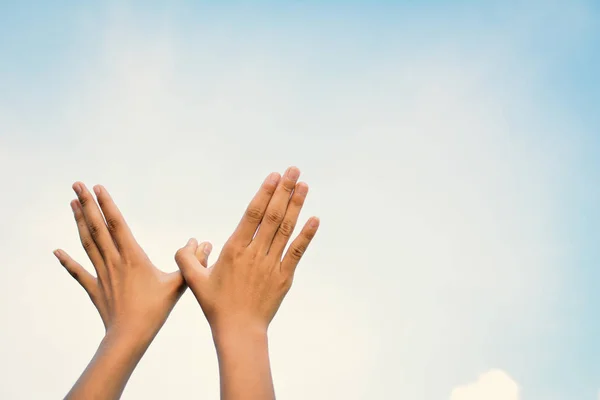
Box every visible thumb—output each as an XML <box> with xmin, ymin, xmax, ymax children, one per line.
<box><xmin>195</xmin><ymin>241</ymin><xmax>212</xmax><ymax>268</ymax></box>
<box><xmin>174</xmin><ymin>238</ymin><xmax>209</xmax><ymax>284</ymax></box>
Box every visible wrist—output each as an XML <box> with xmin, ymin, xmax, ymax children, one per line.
<box><xmin>211</xmin><ymin>319</ymin><xmax>269</xmax><ymax>349</ymax></box>
<box><xmin>102</xmin><ymin>325</ymin><xmax>155</xmax><ymax>356</ymax></box>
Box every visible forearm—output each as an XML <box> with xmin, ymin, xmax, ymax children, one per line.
<box><xmin>65</xmin><ymin>330</ymin><xmax>151</xmax><ymax>400</ymax></box>
<box><xmin>213</xmin><ymin>324</ymin><xmax>275</xmax><ymax>400</ymax></box>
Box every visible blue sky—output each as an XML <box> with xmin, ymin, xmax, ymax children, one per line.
<box><xmin>1</xmin><ymin>1</ymin><xmax>599</xmax><ymax>399</ymax></box>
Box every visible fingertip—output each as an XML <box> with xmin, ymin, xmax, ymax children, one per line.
<box><xmin>286</xmin><ymin>166</ymin><xmax>301</xmax><ymax>181</ymax></box>
<box><xmin>309</xmin><ymin>216</ymin><xmax>320</xmax><ymax>229</ymax></box>
<box><xmin>72</xmin><ymin>181</ymin><xmax>83</xmax><ymax>195</ymax></box>
<box><xmin>265</xmin><ymin>172</ymin><xmax>281</xmax><ymax>187</ymax></box>
<box><xmin>295</xmin><ymin>182</ymin><xmax>309</xmax><ymax>196</ymax></box>
<box><xmin>203</xmin><ymin>242</ymin><xmax>213</xmax><ymax>256</ymax></box>
<box><xmin>70</xmin><ymin>199</ymin><xmax>79</xmax><ymax>212</ymax></box>
<box><xmin>195</xmin><ymin>242</ymin><xmax>212</xmax><ymax>266</ymax></box>
<box><xmin>175</xmin><ymin>241</ymin><xmax>195</xmax><ymax>266</ymax></box>
<box><xmin>93</xmin><ymin>185</ymin><xmax>101</xmax><ymax>196</ymax></box>
<box><xmin>187</xmin><ymin>238</ymin><xmax>198</xmax><ymax>248</ymax></box>
<box><xmin>53</xmin><ymin>249</ymin><xmax>62</xmax><ymax>259</ymax></box>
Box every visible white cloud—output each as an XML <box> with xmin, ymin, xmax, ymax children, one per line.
<box><xmin>451</xmin><ymin>370</ymin><xmax>519</xmax><ymax>400</ymax></box>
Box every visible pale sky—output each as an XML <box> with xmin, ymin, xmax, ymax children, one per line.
<box><xmin>1</xmin><ymin>1</ymin><xmax>599</xmax><ymax>399</ymax></box>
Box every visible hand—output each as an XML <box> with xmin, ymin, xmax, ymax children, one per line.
<box><xmin>175</xmin><ymin>166</ymin><xmax>320</xmax><ymax>335</ymax></box>
<box><xmin>54</xmin><ymin>182</ymin><xmax>194</xmax><ymax>399</ymax></box>
<box><xmin>54</xmin><ymin>182</ymin><xmax>187</xmax><ymax>342</ymax></box>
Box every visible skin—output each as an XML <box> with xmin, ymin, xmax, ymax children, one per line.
<box><xmin>176</xmin><ymin>166</ymin><xmax>320</xmax><ymax>400</ymax></box>
<box><xmin>54</xmin><ymin>182</ymin><xmax>212</xmax><ymax>400</ymax></box>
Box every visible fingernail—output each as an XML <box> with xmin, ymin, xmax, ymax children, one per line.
<box><xmin>287</xmin><ymin>167</ymin><xmax>300</xmax><ymax>181</ymax></box>
<box><xmin>72</xmin><ymin>183</ymin><xmax>82</xmax><ymax>195</ymax></box>
<box><xmin>70</xmin><ymin>200</ymin><xmax>78</xmax><ymax>213</ymax></box>
<box><xmin>53</xmin><ymin>249</ymin><xmax>61</xmax><ymax>258</ymax></box>
<box><xmin>309</xmin><ymin>217</ymin><xmax>320</xmax><ymax>228</ymax></box>
<box><xmin>93</xmin><ymin>185</ymin><xmax>101</xmax><ymax>196</ymax></box>
<box><xmin>204</xmin><ymin>243</ymin><xmax>212</xmax><ymax>255</ymax></box>
<box><xmin>295</xmin><ymin>182</ymin><xmax>309</xmax><ymax>196</ymax></box>
<box><xmin>187</xmin><ymin>238</ymin><xmax>195</xmax><ymax>246</ymax></box>
<box><xmin>267</xmin><ymin>172</ymin><xmax>280</xmax><ymax>184</ymax></box>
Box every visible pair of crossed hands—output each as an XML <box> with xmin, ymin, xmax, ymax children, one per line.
<box><xmin>53</xmin><ymin>166</ymin><xmax>319</xmax><ymax>400</ymax></box>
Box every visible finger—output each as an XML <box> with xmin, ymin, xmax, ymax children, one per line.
<box><xmin>54</xmin><ymin>249</ymin><xmax>97</xmax><ymax>295</ymax></box>
<box><xmin>195</xmin><ymin>241</ymin><xmax>213</xmax><ymax>268</ymax></box>
<box><xmin>175</xmin><ymin>238</ymin><xmax>209</xmax><ymax>285</ymax></box>
<box><xmin>93</xmin><ymin>185</ymin><xmax>138</xmax><ymax>252</ymax></box>
<box><xmin>228</xmin><ymin>172</ymin><xmax>281</xmax><ymax>246</ymax></box>
<box><xmin>71</xmin><ymin>199</ymin><xmax>109</xmax><ymax>283</ymax></box>
<box><xmin>73</xmin><ymin>182</ymin><xmax>119</xmax><ymax>261</ymax></box>
<box><xmin>253</xmin><ymin>166</ymin><xmax>300</xmax><ymax>249</ymax></box>
<box><xmin>269</xmin><ymin>182</ymin><xmax>308</xmax><ymax>257</ymax></box>
<box><xmin>281</xmin><ymin>217</ymin><xmax>320</xmax><ymax>275</ymax></box>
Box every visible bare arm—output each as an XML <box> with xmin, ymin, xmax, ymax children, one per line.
<box><xmin>54</xmin><ymin>183</ymin><xmax>197</xmax><ymax>400</ymax></box>
<box><xmin>176</xmin><ymin>166</ymin><xmax>320</xmax><ymax>400</ymax></box>
<box><xmin>213</xmin><ymin>323</ymin><xmax>274</xmax><ymax>400</ymax></box>
<box><xmin>63</xmin><ymin>329</ymin><xmax>150</xmax><ymax>400</ymax></box>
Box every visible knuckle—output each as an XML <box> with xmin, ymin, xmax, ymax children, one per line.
<box><xmin>118</xmin><ymin>249</ymin><xmax>134</xmax><ymax>264</ymax></box>
<box><xmin>282</xmin><ymin>177</ymin><xmax>296</xmax><ymax>191</ymax></box>
<box><xmin>106</xmin><ymin>253</ymin><xmax>122</xmax><ymax>267</ymax></box>
<box><xmin>283</xmin><ymin>182</ymin><xmax>295</xmax><ymax>193</ymax></box>
<box><xmin>88</xmin><ymin>223</ymin><xmax>101</xmax><ymax>237</ymax></box>
<box><xmin>290</xmin><ymin>243</ymin><xmax>307</xmax><ymax>260</ymax></box>
<box><xmin>174</xmin><ymin>248</ymin><xmax>187</xmax><ymax>264</ymax></box>
<box><xmin>282</xmin><ymin>275</ymin><xmax>294</xmax><ymax>292</ymax></box>
<box><xmin>81</xmin><ymin>238</ymin><xmax>95</xmax><ymax>252</ymax></box>
<box><xmin>263</xmin><ymin>182</ymin><xmax>277</xmax><ymax>196</ymax></box>
<box><xmin>278</xmin><ymin>219</ymin><xmax>295</xmax><ymax>239</ymax></box>
<box><xmin>265</xmin><ymin>209</ymin><xmax>284</xmax><ymax>225</ymax></box>
<box><xmin>78</xmin><ymin>195</ymin><xmax>89</xmax><ymax>207</ymax></box>
<box><xmin>246</xmin><ymin>248</ymin><xmax>258</xmax><ymax>261</ymax></box>
<box><xmin>278</xmin><ymin>276</ymin><xmax>292</xmax><ymax>293</ymax></box>
<box><xmin>105</xmin><ymin>216</ymin><xmax>120</xmax><ymax>234</ymax></box>
<box><xmin>245</xmin><ymin>206</ymin><xmax>264</xmax><ymax>223</ymax></box>
<box><xmin>68</xmin><ymin>269</ymin><xmax>80</xmax><ymax>282</ymax></box>
<box><xmin>222</xmin><ymin>241</ymin><xmax>236</xmax><ymax>255</ymax></box>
